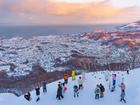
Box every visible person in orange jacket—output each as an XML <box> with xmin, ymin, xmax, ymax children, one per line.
<box><xmin>64</xmin><ymin>71</ymin><xmax>69</xmax><ymax>84</ymax></box>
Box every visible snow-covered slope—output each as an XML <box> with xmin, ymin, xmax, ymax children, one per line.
<box><xmin>119</xmin><ymin>21</ymin><xmax>140</xmax><ymax>31</ymax></box>
<box><xmin>0</xmin><ymin>68</ymin><xmax>140</xmax><ymax>105</ymax></box>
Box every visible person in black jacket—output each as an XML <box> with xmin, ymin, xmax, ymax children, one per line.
<box><xmin>56</xmin><ymin>84</ymin><xmax>64</xmax><ymax>100</ymax></box>
<box><xmin>99</xmin><ymin>84</ymin><xmax>105</xmax><ymax>98</ymax></box>
<box><xmin>24</xmin><ymin>92</ymin><xmax>31</xmax><ymax>101</ymax></box>
<box><xmin>42</xmin><ymin>80</ymin><xmax>47</xmax><ymax>93</ymax></box>
<box><xmin>35</xmin><ymin>87</ymin><xmax>40</xmax><ymax>102</ymax></box>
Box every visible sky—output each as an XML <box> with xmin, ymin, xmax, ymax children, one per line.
<box><xmin>0</xmin><ymin>0</ymin><xmax>140</xmax><ymax>25</ymax></box>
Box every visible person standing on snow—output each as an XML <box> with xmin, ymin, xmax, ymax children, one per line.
<box><xmin>95</xmin><ymin>85</ymin><xmax>100</xmax><ymax>100</ymax></box>
<box><xmin>99</xmin><ymin>84</ymin><xmax>105</xmax><ymax>98</ymax></box>
<box><xmin>42</xmin><ymin>80</ymin><xmax>47</xmax><ymax>93</ymax></box>
<box><xmin>73</xmin><ymin>85</ymin><xmax>79</xmax><ymax>97</ymax></box>
<box><xmin>56</xmin><ymin>84</ymin><xmax>64</xmax><ymax>100</ymax></box>
<box><xmin>82</xmin><ymin>71</ymin><xmax>86</xmax><ymax>82</ymax></box>
<box><xmin>62</xmin><ymin>82</ymin><xmax>67</xmax><ymax>93</ymax></box>
<box><xmin>35</xmin><ymin>87</ymin><xmax>40</xmax><ymax>102</ymax></box>
<box><xmin>64</xmin><ymin>71</ymin><xmax>69</xmax><ymax>84</ymax></box>
<box><xmin>71</xmin><ymin>68</ymin><xmax>76</xmax><ymax>81</ymax></box>
<box><xmin>78</xmin><ymin>76</ymin><xmax>84</xmax><ymax>90</ymax></box>
<box><xmin>111</xmin><ymin>74</ymin><xmax>116</xmax><ymax>92</ymax></box>
<box><xmin>119</xmin><ymin>82</ymin><xmax>126</xmax><ymax>103</ymax></box>
<box><xmin>120</xmin><ymin>90</ymin><xmax>126</xmax><ymax>103</ymax></box>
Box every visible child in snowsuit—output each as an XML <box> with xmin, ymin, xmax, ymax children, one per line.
<box><xmin>99</xmin><ymin>84</ymin><xmax>105</xmax><ymax>98</ymax></box>
<box><xmin>24</xmin><ymin>92</ymin><xmax>31</xmax><ymax>101</ymax></box>
<box><xmin>73</xmin><ymin>85</ymin><xmax>79</xmax><ymax>97</ymax></box>
<box><xmin>95</xmin><ymin>85</ymin><xmax>100</xmax><ymax>100</ymax></box>
<box><xmin>56</xmin><ymin>84</ymin><xmax>64</xmax><ymax>100</ymax></box>
<box><xmin>78</xmin><ymin>77</ymin><xmax>83</xmax><ymax>90</ymax></box>
<box><xmin>120</xmin><ymin>90</ymin><xmax>126</xmax><ymax>103</ymax></box>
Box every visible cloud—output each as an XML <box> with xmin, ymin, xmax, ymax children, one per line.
<box><xmin>9</xmin><ymin>0</ymin><xmax>140</xmax><ymax>24</ymax></box>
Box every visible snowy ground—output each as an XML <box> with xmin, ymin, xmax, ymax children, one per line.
<box><xmin>0</xmin><ymin>68</ymin><xmax>140</xmax><ymax>105</ymax></box>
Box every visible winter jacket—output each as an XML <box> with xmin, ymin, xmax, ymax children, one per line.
<box><xmin>119</xmin><ymin>83</ymin><xmax>126</xmax><ymax>91</ymax></box>
<box><xmin>57</xmin><ymin>86</ymin><xmax>63</xmax><ymax>96</ymax></box>
<box><xmin>95</xmin><ymin>87</ymin><xmax>100</xmax><ymax>94</ymax></box>
<box><xmin>100</xmin><ymin>85</ymin><xmax>105</xmax><ymax>92</ymax></box>
<box><xmin>64</xmin><ymin>73</ymin><xmax>68</xmax><ymax>80</ymax></box>
<box><xmin>112</xmin><ymin>74</ymin><xmax>116</xmax><ymax>80</ymax></box>
<box><xmin>72</xmin><ymin>69</ymin><xmax>76</xmax><ymax>80</ymax></box>
<box><xmin>35</xmin><ymin>88</ymin><xmax>40</xmax><ymax>96</ymax></box>
<box><xmin>73</xmin><ymin>85</ymin><xmax>79</xmax><ymax>92</ymax></box>
<box><xmin>78</xmin><ymin>79</ymin><xmax>83</xmax><ymax>85</ymax></box>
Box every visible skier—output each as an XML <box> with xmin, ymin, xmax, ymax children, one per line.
<box><xmin>35</xmin><ymin>87</ymin><xmax>40</xmax><ymax>102</ymax></box>
<box><xmin>99</xmin><ymin>84</ymin><xmax>105</xmax><ymax>98</ymax></box>
<box><xmin>56</xmin><ymin>84</ymin><xmax>64</xmax><ymax>100</ymax></box>
<box><xmin>120</xmin><ymin>90</ymin><xmax>126</xmax><ymax>103</ymax></box>
<box><xmin>73</xmin><ymin>85</ymin><xmax>79</xmax><ymax>97</ymax></box>
<box><xmin>64</xmin><ymin>71</ymin><xmax>69</xmax><ymax>84</ymax></box>
<box><xmin>95</xmin><ymin>85</ymin><xmax>100</xmax><ymax>100</ymax></box>
<box><xmin>71</xmin><ymin>68</ymin><xmax>76</xmax><ymax>81</ymax></box>
<box><xmin>24</xmin><ymin>92</ymin><xmax>31</xmax><ymax>101</ymax></box>
<box><xmin>78</xmin><ymin>76</ymin><xmax>83</xmax><ymax>90</ymax></box>
<box><xmin>42</xmin><ymin>80</ymin><xmax>47</xmax><ymax>93</ymax></box>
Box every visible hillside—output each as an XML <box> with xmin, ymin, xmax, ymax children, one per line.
<box><xmin>0</xmin><ymin>68</ymin><xmax>140</xmax><ymax>105</ymax></box>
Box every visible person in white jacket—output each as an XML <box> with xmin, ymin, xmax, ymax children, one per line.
<box><xmin>78</xmin><ymin>77</ymin><xmax>84</xmax><ymax>90</ymax></box>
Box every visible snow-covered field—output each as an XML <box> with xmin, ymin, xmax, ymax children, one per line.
<box><xmin>0</xmin><ymin>68</ymin><xmax>140</xmax><ymax>105</ymax></box>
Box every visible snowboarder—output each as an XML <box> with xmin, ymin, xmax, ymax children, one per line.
<box><xmin>73</xmin><ymin>85</ymin><xmax>79</xmax><ymax>97</ymax></box>
<box><xmin>24</xmin><ymin>92</ymin><xmax>31</xmax><ymax>101</ymax></box>
<box><xmin>42</xmin><ymin>80</ymin><xmax>47</xmax><ymax>93</ymax></box>
<box><xmin>35</xmin><ymin>87</ymin><xmax>40</xmax><ymax>102</ymax></box>
<box><xmin>99</xmin><ymin>84</ymin><xmax>105</xmax><ymax>98</ymax></box>
<box><xmin>64</xmin><ymin>71</ymin><xmax>69</xmax><ymax>84</ymax></box>
<box><xmin>56</xmin><ymin>84</ymin><xmax>64</xmax><ymax>100</ymax></box>
<box><xmin>71</xmin><ymin>68</ymin><xmax>76</xmax><ymax>81</ymax></box>
<box><xmin>120</xmin><ymin>90</ymin><xmax>126</xmax><ymax>103</ymax></box>
<box><xmin>78</xmin><ymin>76</ymin><xmax>83</xmax><ymax>90</ymax></box>
<box><xmin>95</xmin><ymin>85</ymin><xmax>100</xmax><ymax>100</ymax></box>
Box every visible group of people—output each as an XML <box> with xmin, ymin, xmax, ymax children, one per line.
<box><xmin>56</xmin><ymin>69</ymin><xmax>85</xmax><ymax>100</ymax></box>
<box><xmin>94</xmin><ymin>84</ymin><xmax>105</xmax><ymax>99</ymax></box>
<box><xmin>24</xmin><ymin>80</ymin><xmax>47</xmax><ymax>102</ymax></box>
<box><xmin>56</xmin><ymin>70</ymin><xmax>127</xmax><ymax>104</ymax></box>
<box><xmin>24</xmin><ymin>68</ymin><xmax>127</xmax><ymax>104</ymax></box>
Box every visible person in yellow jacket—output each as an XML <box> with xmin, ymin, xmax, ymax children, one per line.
<box><xmin>71</xmin><ymin>68</ymin><xmax>76</xmax><ymax>81</ymax></box>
